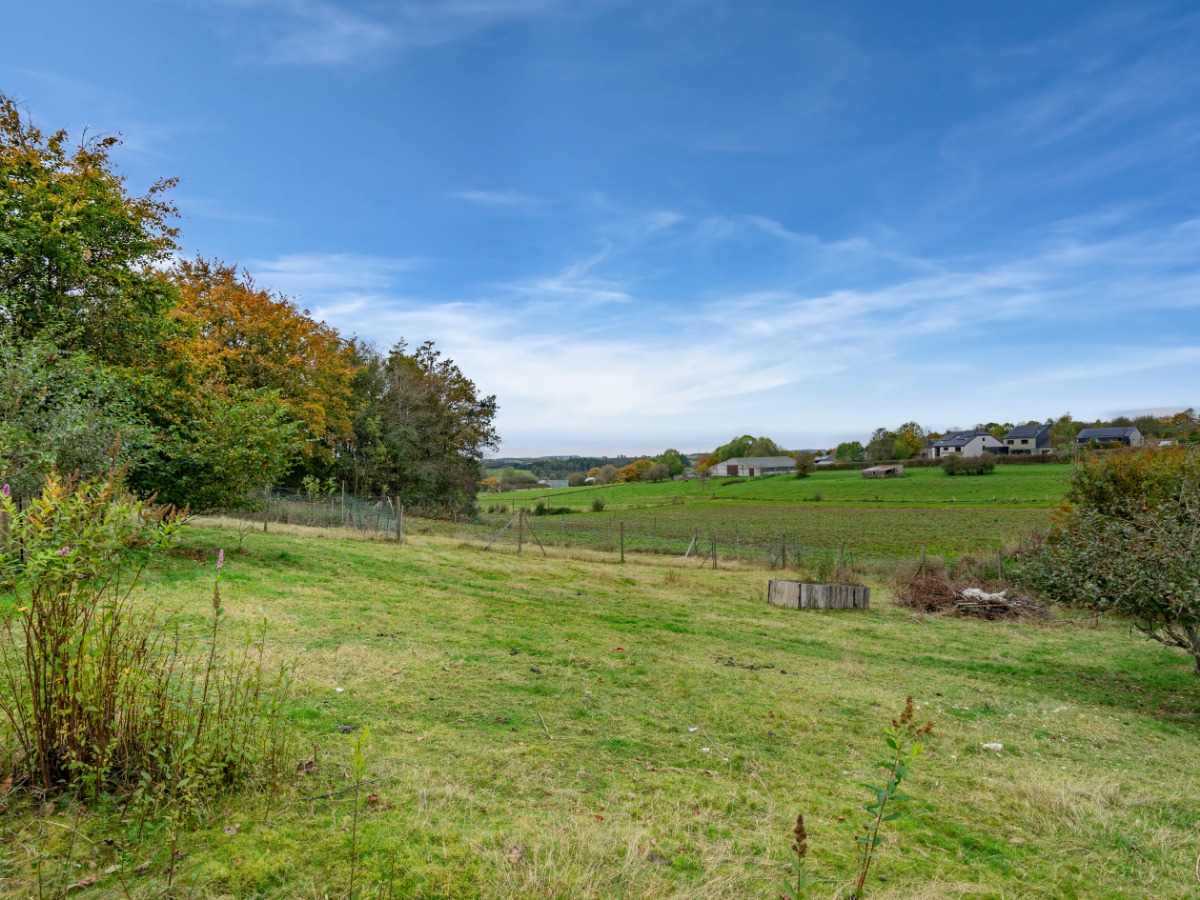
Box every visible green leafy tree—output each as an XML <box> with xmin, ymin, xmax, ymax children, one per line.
<box><xmin>1018</xmin><ymin>447</ymin><xmax>1200</xmax><ymax>673</ymax></box>
<box><xmin>656</xmin><ymin>448</ymin><xmax>686</xmax><ymax>477</ymax></box>
<box><xmin>340</xmin><ymin>340</ymin><xmax>499</xmax><ymax>507</ymax></box>
<box><xmin>0</xmin><ymin>340</ymin><xmax>152</xmax><ymax>498</ymax></box>
<box><xmin>835</xmin><ymin>441</ymin><xmax>866</xmax><ymax>462</ymax></box>
<box><xmin>793</xmin><ymin>452</ymin><xmax>816</xmax><ymax>478</ymax></box>
<box><xmin>710</xmin><ymin>435</ymin><xmax>783</xmax><ymax>465</ymax></box>
<box><xmin>0</xmin><ymin>93</ymin><xmax>179</xmax><ymax>366</ymax></box>
<box><xmin>865</xmin><ymin>428</ymin><xmax>896</xmax><ymax>462</ymax></box>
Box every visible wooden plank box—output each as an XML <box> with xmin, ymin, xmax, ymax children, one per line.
<box><xmin>767</xmin><ymin>580</ymin><xmax>870</xmax><ymax>610</ymax></box>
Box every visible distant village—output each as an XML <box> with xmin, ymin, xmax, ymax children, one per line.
<box><xmin>483</xmin><ymin>410</ymin><xmax>1198</xmax><ymax>491</ymax></box>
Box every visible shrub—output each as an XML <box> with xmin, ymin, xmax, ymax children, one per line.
<box><xmin>942</xmin><ymin>453</ymin><xmax>996</xmax><ymax>476</ymax></box>
<box><xmin>591</xmin><ymin>498</ymin><xmax>606</xmax><ymax>513</ymax></box>
<box><xmin>0</xmin><ymin>473</ymin><xmax>294</xmax><ymax>803</ymax></box>
<box><xmin>1016</xmin><ymin>446</ymin><xmax>1200</xmax><ymax>672</ymax></box>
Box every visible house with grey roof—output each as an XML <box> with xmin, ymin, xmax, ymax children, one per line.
<box><xmin>716</xmin><ymin>456</ymin><xmax>797</xmax><ymax>477</ymax></box>
<box><xmin>1003</xmin><ymin>423</ymin><xmax>1053</xmax><ymax>455</ymax></box>
<box><xmin>929</xmin><ymin>430</ymin><xmax>1004</xmax><ymax>459</ymax></box>
<box><xmin>1075</xmin><ymin>426</ymin><xmax>1143</xmax><ymax>447</ymax></box>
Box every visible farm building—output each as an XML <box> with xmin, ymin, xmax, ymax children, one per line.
<box><xmin>716</xmin><ymin>456</ymin><xmax>796</xmax><ymax>477</ymax></box>
<box><xmin>930</xmin><ymin>430</ymin><xmax>1004</xmax><ymax>458</ymax></box>
<box><xmin>862</xmin><ymin>464</ymin><xmax>904</xmax><ymax>478</ymax></box>
<box><xmin>1003</xmin><ymin>423</ymin><xmax>1054</xmax><ymax>455</ymax></box>
<box><xmin>1075</xmin><ymin>426</ymin><xmax>1143</xmax><ymax>446</ymax></box>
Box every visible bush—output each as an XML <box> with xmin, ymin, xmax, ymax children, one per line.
<box><xmin>591</xmin><ymin>498</ymin><xmax>606</xmax><ymax>512</ymax></box>
<box><xmin>942</xmin><ymin>453</ymin><xmax>997</xmax><ymax>476</ymax></box>
<box><xmin>1016</xmin><ymin>446</ymin><xmax>1200</xmax><ymax>672</ymax></box>
<box><xmin>532</xmin><ymin>501</ymin><xmax>571</xmax><ymax>516</ymax></box>
<box><xmin>0</xmin><ymin>473</ymin><xmax>294</xmax><ymax>802</ymax></box>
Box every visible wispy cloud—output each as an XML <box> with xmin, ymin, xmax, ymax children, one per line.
<box><xmin>451</xmin><ymin>188</ymin><xmax>548</xmax><ymax>209</ymax></box>
<box><xmin>200</xmin><ymin>0</ymin><xmax>572</xmax><ymax>67</ymax></box>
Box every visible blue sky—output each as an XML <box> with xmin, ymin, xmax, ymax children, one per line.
<box><xmin>5</xmin><ymin>1</ymin><xmax>1199</xmax><ymax>455</ymax></box>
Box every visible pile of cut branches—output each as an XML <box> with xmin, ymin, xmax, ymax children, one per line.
<box><xmin>892</xmin><ymin>571</ymin><xmax>1044</xmax><ymax>620</ymax></box>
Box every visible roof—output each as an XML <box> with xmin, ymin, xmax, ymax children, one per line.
<box><xmin>863</xmin><ymin>464</ymin><xmax>903</xmax><ymax>472</ymax></box>
<box><xmin>1004</xmin><ymin>423</ymin><xmax>1051</xmax><ymax>440</ymax></box>
<box><xmin>1076</xmin><ymin>427</ymin><xmax>1140</xmax><ymax>440</ymax></box>
<box><xmin>720</xmin><ymin>456</ymin><xmax>798</xmax><ymax>468</ymax></box>
<box><xmin>931</xmin><ymin>430</ymin><xmax>994</xmax><ymax>448</ymax></box>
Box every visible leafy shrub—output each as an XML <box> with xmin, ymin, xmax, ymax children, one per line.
<box><xmin>0</xmin><ymin>473</ymin><xmax>294</xmax><ymax>803</ymax></box>
<box><xmin>532</xmin><ymin>501</ymin><xmax>571</xmax><ymax>516</ymax></box>
<box><xmin>942</xmin><ymin>453</ymin><xmax>997</xmax><ymax>476</ymax></box>
<box><xmin>591</xmin><ymin>498</ymin><xmax>606</xmax><ymax>512</ymax></box>
<box><xmin>719</xmin><ymin>477</ymin><xmax>747</xmax><ymax>487</ymax></box>
<box><xmin>1016</xmin><ymin>446</ymin><xmax>1200</xmax><ymax>672</ymax></box>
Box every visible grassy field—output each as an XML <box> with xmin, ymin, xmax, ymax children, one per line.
<box><xmin>5</xmin><ymin>522</ymin><xmax>1199</xmax><ymax>898</ymax></box>
<box><xmin>483</xmin><ymin>464</ymin><xmax>1074</xmax><ymax>511</ymax></box>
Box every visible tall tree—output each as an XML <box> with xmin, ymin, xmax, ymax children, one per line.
<box><xmin>0</xmin><ymin>94</ymin><xmax>179</xmax><ymax>366</ymax></box>
<box><xmin>343</xmin><ymin>341</ymin><xmax>499</xmax><ymax>506</ymax></box>
<box><xmin>170</xmin><ymin>257</ymin><xmax>358</xmax><ymax>468</ymax></box>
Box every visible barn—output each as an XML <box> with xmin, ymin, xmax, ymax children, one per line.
<box><xmin>717</xmin><ymin>456</ymin><xmax>797</xmax><ymax>477</ymax></box>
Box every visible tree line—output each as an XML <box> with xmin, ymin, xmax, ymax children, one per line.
<box><xmin>831</xmin><ymin>411</ymin><xmax>1200</xmax><ymax>463</ymax></box>
<box><xmin>0</xmin><ymin>95</ymin><xmax>497</xmax><ymax>509</ymax></box>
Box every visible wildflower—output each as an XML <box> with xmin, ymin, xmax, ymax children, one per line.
<box><xmin>1</xmin><ymin>484</ymin><xmax>9</xmax><ymax>497</ymax></box>
<box><xmin>217</xmin><ymin>548</ymin><xmax>225</xmax><ymax>570</ymax></box>
<box><xmin>791</xmin><ymin>814</ymin><xmax>808</xmax><ymax>860</ymax></box>
<box><xmin>59</xmin><ymin>546</ymin><xmax>71</xmax><ymax>556</ymax></box>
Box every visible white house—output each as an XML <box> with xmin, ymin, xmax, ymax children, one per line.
<box><xmin>929</xmin><ymin>430</ymin><xmax>1004</xmax><ymax>458</ymax></box>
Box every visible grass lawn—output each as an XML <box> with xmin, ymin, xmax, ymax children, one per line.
<box><xmin>482</xmin><ymin>464</ymin><xmax>1074</xmax><ymax>511</ymax></box>
<box><xmin>4</xmin><ymin>522</ymin><xmax>1199</xmax><ymax>898</ymax></box>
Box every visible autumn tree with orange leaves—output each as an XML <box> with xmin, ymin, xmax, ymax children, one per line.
<box><xmin>170</xmin><ymin>258</ymin><xmax>358</xmax><ymax>468</ymax></box>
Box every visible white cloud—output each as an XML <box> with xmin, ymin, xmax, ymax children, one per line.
<box><xmin>451</xmin><ymin>189</ymin><xmax>547</xmax><ymax>208</ymax></box>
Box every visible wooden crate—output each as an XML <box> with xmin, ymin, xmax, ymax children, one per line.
<box><xmin>767</xmin><ymin>580</ymin><xmax>869</xmax><ymax>610</ymax></box>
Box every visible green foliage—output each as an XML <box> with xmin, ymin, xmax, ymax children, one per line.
<box><xmin>0</xmin><ymin>473</ymin><xmax>294</xmax><ymax>803</ymax></box>
<box><xmin>710</xmin><ymin>434</ymin><xmax>782</xmax><ymax>465</ymax></box>
<box><xmin>655</xmin><ymin>448</ymin><xmax>686</xmax><ymax>477</ymax></box>
<box><xmin>794</xmin><ymin>453</ymin><xmax>816</xmax><ymax>478</ymax></box>
<box><xmin>338</xmin><ymin>340</ymin><xmax>499</xmax><ymax>507</ymax></box>
<box><xmin>942</xmin><ymin>453</ymin><xmax>997</xmax><ymax>476</ymax></box>
<box><xmin>1018</xmin><ymin>447</ymin><xmax>1200</xmax><ymax>672</ymax></box>
<box><xmin>591</xmin><ymin>497</ymin><xmax>606</xmax><ymax>512</ymax></box>
<box><xmin>135</xmin><ymin>384</ymin><xmax>302</xmax><ymax>510</ymax></box>
<box><xmin>835</xmin><ymin>441</ymin><xmax>866</xmax><ymax>462</ymax></box>
<box><xmin>0</xmin><ymin>340</ymin><xmax>153</xmax><ymax>498</ymax></box>
<box><xmin>0</xmin><ymin>94</ymin><xmax>179</xmax><ymax>366</ymax></box>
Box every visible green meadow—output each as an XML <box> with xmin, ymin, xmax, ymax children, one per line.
<box><xmin>5</xmin><ymin>520</ymin><xmax>1198</xmax><ymax>899</ymax></box>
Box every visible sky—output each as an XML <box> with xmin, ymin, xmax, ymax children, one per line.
<box><xmin>4</xmin><ymin>1</ymin><xmax>1200</xmax><ymax>456</ymax></box>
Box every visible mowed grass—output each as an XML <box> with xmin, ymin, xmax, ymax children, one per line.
<box><xmin>485</xmin><ymin>464</ymin><xmax>1074</xmax><ymax>511</ymax></box>
<box><xmin>5</xmin><ymin>522</ymin><xmax>1200</xmax><ymax>899</ymax></box>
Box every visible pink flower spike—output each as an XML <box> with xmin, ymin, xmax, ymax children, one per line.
<box><xmin>59</xmin><ymin>546</ymin><xmax>70</xmax><ymax>556</ymax></box>
<box><xmin>217</xmin><ymin>549</ymin><xmax>225</xmax><ymax>570</ymax></box>
<box><xmin>1</xmin><ymin>484</ymin><xmax>9</xmax><ymax>498</ymax></box>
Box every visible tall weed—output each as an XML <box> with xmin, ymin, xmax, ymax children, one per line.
<box><xmin>0</xmin><ymin>472</ymin><xmax>293</xmax><ymax>809</ymax></box>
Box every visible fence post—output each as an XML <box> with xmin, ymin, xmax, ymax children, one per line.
<box><xmin>735</xmin><ymin>524</ymin><xmax>739</xmax><ymax>561</ymax></box>
<box><xmin>263</xmin><ymin>485</ymin><xmax>270</xmax><ymax>533</ymax></box>
<box><xmin>780</xmin><ymin>534</ymin><xmax>786</xmax><ymax>570</ymax></box>
<box><xmin>620</xmin><ymin>521</ymin><xmax>625</xmax><ymax>564</ymax></box>
<box><xmin>398</xmin><ymin>504</ymin><xmax>404</xmax><ymax>544</ymax></box>
<box><xmin>341</xmin><ymin>481</ymin><xmax>346</xmax><ymax>527</ymax></box>
<box><xmin>997</xmin><ymin>550</ymin><xmax>1005</xmax><ymax>579</ymax></box>
<box><xmin>711</xmin><ymin>536</ymin><xmax>717</xmax><ymax>570</ymax></box>
<box><xmin>518</xmin><ymin>510</ymin><xmax>524</xmax><ymax>555</ymax></box>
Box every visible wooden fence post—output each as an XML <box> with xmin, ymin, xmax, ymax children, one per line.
<box><xmin>263</xmin><ymin>485</ymin><xmax>270</xmax><ymax>533</ymax></box>
<box><xmin>620</xmin><ymin>521</ymin><xmax>625</xmax><ymax>564</ymax></box>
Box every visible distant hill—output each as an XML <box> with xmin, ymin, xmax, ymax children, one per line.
<box><xmin>483</xmin><ymin>455</ymin><xmax>654</xmax><ymax>479</ymax></box>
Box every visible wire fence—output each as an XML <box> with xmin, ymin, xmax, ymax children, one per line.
<box><xmin>212</xmin><ymin>489</ymin><xmax>1000</xmax><ymax>580</ymax></box>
